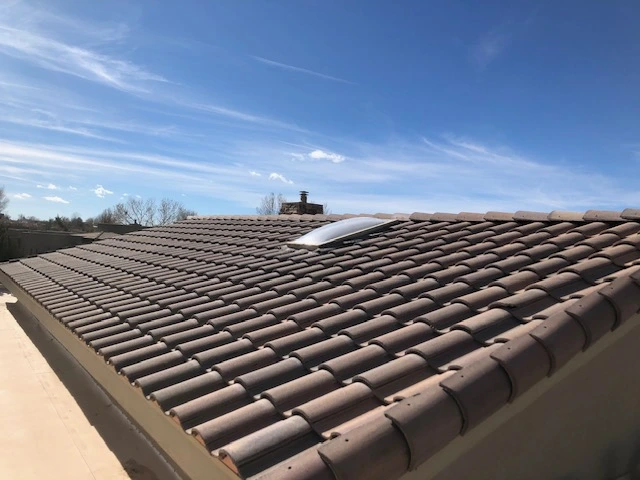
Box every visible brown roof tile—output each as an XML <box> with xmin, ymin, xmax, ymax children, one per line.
<box><xmin>368</xmin><ymin>322</ymin><xmax>434</xmax><ymax>356</ymax></box>
<box><xmin>219</xmin><ymin>416</ymin><xmax>320</xmax><ymax>478</ymax></box>
<box><xmin>192</xmin><ymin>398</ymin><xmax>281</xmax><ymax>453</ymax></box>
<box><xmin>262</xmin><ymin>370</ymin><xmax>340</xmax><ymax>415</ymax></box>
<box><xmin>339</xmin><ymin>315</ymin><xmax>401</xmax><ymax>345</ymax></box>
<box><xmin>293</xmin><ymin>382</ymin><xmax>382</xmax><ymax>438</ymax></box>
<box><xmin>313</xmin><ymin>310</ymin><xmax>369</xmax><ymax>335</ymax></box>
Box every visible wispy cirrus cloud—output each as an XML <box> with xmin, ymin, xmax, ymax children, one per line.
<box><xmin>44</xmin><ymin>195</ymin><xmax>69</xmax><ymax>204</ymax></box>
<box><xmin>0</xmin><ymin>23</ymin><xmax>168</xmax><ymax>94</ymax></box>
<box><xmin>251</xmin><ymin>56</ymin><xmax>354</xmax><ymax>85</ymax></box>
<box><xmin>471</xmin><ymin>31</ymin><xmax>509</xmax><ymax>69</ymax></box>
<box><xmin>12</xmin><ymin>193</ymin><xmax>32</xmax><ymax>199</ymax></box>
<box><xmin>0</xmin><ymin>2</ymin><xmax>312</xmax><ymax>150</ymax></box>
<box><xmin>0</xmin><ymin>114</ymin><xmax>122</xmax><ymax>142</ymax></box>
<box><xmin>187</xmin><ymin>102</ymin><xmax>307</xmax><ymax>133</ymax></box>
<box><xmin>470</xmin><ymin>14</ymin><xmax>536</xmax><ymax>70</ymax></box>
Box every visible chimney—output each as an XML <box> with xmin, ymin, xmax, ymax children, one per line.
<box><xmin>279</xmin><ymin>190</ymin><xmax>324</xmax><ymax>215</ymax></box>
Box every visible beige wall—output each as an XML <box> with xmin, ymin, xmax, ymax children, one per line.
<box><xmin>413</xmin><ymin>320</ymin><xmax>640</xmax><ymax>480</ymax></box>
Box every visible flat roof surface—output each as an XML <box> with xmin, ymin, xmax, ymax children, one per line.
<box><xmin>0</xmin><ymin>287</ymin><xmax>179</xmax><ymax>480</ymax></box>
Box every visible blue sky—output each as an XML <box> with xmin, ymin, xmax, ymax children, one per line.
<box><xmin>1</xmin><ymin>0</ymin><xmax>639</xmax><ymax>219</ymax></box>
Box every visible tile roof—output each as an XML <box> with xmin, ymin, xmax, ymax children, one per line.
<box><xmin>2</xmin><ymin>209</ymin><xmax>640</xmax><ymax>480</ymax></box>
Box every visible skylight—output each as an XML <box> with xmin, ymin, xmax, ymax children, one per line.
<box><xmin>287</xmin><ymin>216</ymin><xmax>397</xmax><ymax>249</ymax></box>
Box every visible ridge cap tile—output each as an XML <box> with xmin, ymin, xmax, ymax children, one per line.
<box><xmin>489</xmin><ymin>334</ymin><xmax>552</xmax><ymax>401</ymax></box>
<box><xmin>385</xmin><ymin>386</ymin><xmax>462</xmax><ymax>470</ymax></box>
<box><xmin>547</xmin><ymin>210</ymin><xmax>585</xmax><ymax>222</ymax></box>
<box><xmin>596</xmin><ymin>276</ymin><xmax>640</xmax><ymax>327</ymax></box>
<box><xmin>528</xmin><ymin>311</ymin><xmax>587</xmax><ymax>374</ymax></box>
<box><xmin>582</xmin><ymin>210</ymin><xmax>624</xmax><ymax>222</ymax></box>
<box><xmin>512</xmin><ymin>210</ymin><xmax>550</xmax><ymax>222</ymax></box>
<box><xmin>439</xmin><ymin>356</ymin><xmax>511</xmax><ymax>433</ymax></box>
<box><xmin>408</xmin><ymin>212</ymin><xmax>433</xmax><ymax>222</ymax></box>
<box><xmin>317</xmin><ymin>414</ymin><xmax>410</xmax><ymax>480</ymax></box>
<box><xmin>456</xmin><ymin>212</ymin><xmax>487</xmax><ymax>222</ymax></box>
<box><xmin>564</xmin><ymin>292</ymin><xmax>617</xmax><ymax>348</ymax></box>
<box><xmin>621</xmin><ymin>208</ymin><xmax>640</xmax><ymax>220</ymax></box>
<box><xmin>483</xmin><ymin>211</ymin><xmax>515</xmax><ymax>222</ymax></box>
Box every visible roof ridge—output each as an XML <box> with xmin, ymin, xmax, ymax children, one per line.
<box><xmin>407</xmin><ymin>209</ymin><xmax>640</xmax><ymax>223</ymax></box>
<box><xmin>188</xmin><ymin>209</ymin><xmax>640</xmax><ymax>224</ymax></box>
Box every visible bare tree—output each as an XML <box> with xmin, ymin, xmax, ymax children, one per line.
<box><xmin>115</xmin><ymin>197</ymin><xmax>156</xmax><ymax>225</ymax></box>
<box><xmin>0</xmin><ymin>186</ymin><xmax>8</xmax><ymax>215</ymax></box>
<box><xmin>158</xmin><ymin>198</ymin><xmax>197</xmax><ymax>225</ymax></box>
<box><xmin>96</xmin><ymin>197</ymin><xmax>197</xmax><ymax>226</ymax></box>
<box><xmin>256</xmin><ymin>193</ymin><xmax>287</xmax><ymax>215</ymax></box>
<box><xmin>94</xmin><ymin>207</ymin><xmax>118</xmax><ymax>225</ymax></box>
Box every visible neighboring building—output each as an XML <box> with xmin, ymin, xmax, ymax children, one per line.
<box><xmin>4</xmin><ymin>228</ymin><xmax>90</xmax><ymax>258</ymax></box>
<box><xmin>1</xmin><ymin>209</ymin><xmax>640</xmax><ymax>480</ymax></box>
<box><xmin>1</xmin><ymin>223</ymin><xmax>144</xmax><ymax>260</ymax></box>
<box><xmin>280</xmin><ymin>191</ymin><xmax>324</xmax><ymax>215</ymax></box>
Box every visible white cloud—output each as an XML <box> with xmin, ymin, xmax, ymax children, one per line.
<box><xmin>12</xmin><ymin>193</ymin><xmax>31</xmax><ymax>199</ymax></box>
<box><xmin>289</xmin><ymin>149</ymin><xmax>346</xmax><ymax>163</ymax></box>
<box><xmin>92</xmin><ymin>184</ymin><xmax>114</xmax><ymax>198</ymax></box>
<box><xmin>68</xmin><ymin>186</ymin><xmax>77</xmax><ymax>191</ymax></box>
<box><xmin>122</xmin><ymin>193</ymin><xmax>129</xmax><ymax>196</ymax></box>
<box><xmin>269</xmin><ymin>172</ymin><xmax>294</xmax><ymax>184</ymax></box>
<box><xmin>37</xmin><ymin>183</ymin><xmax>59</xmax><ymax>190</ymax></box>
<box><xmin>308</xmin><ymin>149</ymin><xmax>346</xmax><ymax>163</ymax></box>
<box><xmin>249</xmin><ymin>171</ymin><xmax>261</xmax><ymax>176</ymax></box>
<box><xmin>44</xmin><ymin>195</ymin><xmax>69</xmax><ymax>204</ymax></box>
<box><xmin>251</xmin><ymin>56</ymin><xmax>354</xmax><ymax>85</ymax></box>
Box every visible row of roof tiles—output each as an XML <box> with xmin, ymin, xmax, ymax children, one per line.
<box><xmin>190</xmin><ymin>208</ymin><xmax>640</xmax><ymax>223</ymax></box>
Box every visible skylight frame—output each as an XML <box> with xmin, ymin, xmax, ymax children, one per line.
<box><xmin>287</xmin><ymin>217</ymin><xmax>399</xmax><ymax>250</ymax></box>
